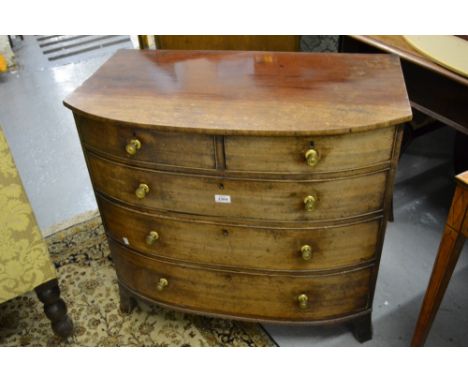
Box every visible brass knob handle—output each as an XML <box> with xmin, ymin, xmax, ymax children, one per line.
<box><xmin>135</xmin><ymin>183</ymin><xmax>149</xmax><ymax>199</ymax></box>
<box><xmin>297</xmin><ymin>294</ymin><xmax>309</xmax><ymax>309</ymax></box>
<box><xmin>157</xmin><ymin>278</ymin><xmax>168</xmax><ymax>291</ymax></box>
<box><xmin>305</xmin><ymin>149</ymin><xmax>320</xmax><ymax>167</ymax></box>
<box><xmin>300</xmin><ymin>245</ymin><xmax>313</xmax><ymax>261</ymax></box>
<box><xmin>125</xmin><ymin>138</ymin><xmax>141</xmax><ymax>156</ymax></box>
<box><xmin>145</xmin><ymin>231</ymin><xmax>159</xmax><ymax>245</ymax></box>
<box><xmin>304</xmin><ymin>194</ymin><xmax>318</xmax><ymax>211</ymax></box>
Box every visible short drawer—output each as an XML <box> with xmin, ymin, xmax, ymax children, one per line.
<box><xmin>111</xmin><ymin>240</ymin><xmax>372</xmax><ymax>322</ymax></box>
<box><xmin>224</xmin><ymin>127</ymin><xmax>395</xmax><ymax>173</ymax></box>
<box><xmin>88</xmin><ymin>153</ymin><xmax>387</xmax><ymax>222</ymax></box>
<box><xmin>99</xmin><ymin>195</ymin><xmax>381</xmax><ymax>272</ymax></box>
<box><xmin>76</xmin><ymin>116</ymin><xmax>216</xmax><ymax>169</ymax></box>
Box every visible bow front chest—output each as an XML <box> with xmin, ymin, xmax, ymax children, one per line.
<box><xmin>64</xmin><ymin>49</ymin><xmax>412</xmax><ymax>342</ymax></box>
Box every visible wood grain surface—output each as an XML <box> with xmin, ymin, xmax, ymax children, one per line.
<box><xmin>76</xmin><ymin>115</ymin><xmax>216</xmax><ymax>169</ymax></box>
<box><xmin>412</xmin><ymin>177</ymin><xmax>468</xmax><ymax>346</ymax></box>
<box><xmin>98</xmin><ymin>195</ymin><xmax>381</xmax><ymax>272</ymax></box>
<box><xmin>65</xmin><ymin>50</ymin><xmax>409</xmax><ymax>335</ymax></box>
<box><xmin>225</xmin><ymin>127</ymin><xmax>395</xmax><ymax>173</ymax></box>
<box><xmin>111</xmin><ymin>240</ymin><xmax>372</xmax><ymax>322</ymax></box>
<box><xmin>457</xmin><ymin>171</ymin><xmax>468</xmax><ymax>237</ymax></box>
<box><xmin>154</xmin><ymin>35</ymin><xmax>300</xmax><ymax>51</ymax></box>
<box><xmin>88</xmin><ymin>153</ymin><xmax>388</xmax><ymax>222</ymax></box>
<box><xmin>64</xmin><ymin>50</ymin><xmax>411</xmax><ymax>136</ymax></box>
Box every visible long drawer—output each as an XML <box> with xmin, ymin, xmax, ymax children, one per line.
<box><xmin>98</xmin><ymin>195</ymin><xmax>381</xmax><ymax>272</ymax></box>
<box><xmin>224</xmin><ymin>127</ymin><xmax>395</xmax><ymax>173</ymax></box>
<box><xmin>111</xmin><ymin>240</ymin><xmax>372</xmax><ymax>322</ymax></box>
<box><xmin>76</xmin><ymin>116</ymin><xmax>216</xmax><ymax>169</ymax></box>
<box><xmin>88</xmin><ymin>153</ymin><xmax>388</xmax><ymax>222</ymax></box>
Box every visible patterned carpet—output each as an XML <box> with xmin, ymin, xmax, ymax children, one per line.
<box><xmin>0</xmin><ymin>214</ymin><xmax>275</xmax><ymax>346</ymax></box>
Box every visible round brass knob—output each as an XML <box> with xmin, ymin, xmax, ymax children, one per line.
<box><xmin>125</xmin><ymin>138</ymin><xmax>141</xmax><ymax>156</ymax></box>
<box><xmin>145</xmin><ymin>231</ymin><xmax>159</xmax><ymax>245</ymax></box>
<box><xmin>305</xmin><ymin>149</ymin><xmax>320</xmax><ymax>167</ymax></box>
<box><xmin>304</xmin><ymin>194</ymin><xmax>318</xmax><ymax>211</ymax></box>
<box><xmin>300</xmin><ymin>244</ymin><xmax>313</xmax><ymax>261</ymax></box>
<box><xmin>157</xmin><ymin>278</ymin><xmax>168</xmax><ymax>291</ymax></box>
<box><xmin>297</xmin><ymin>294</ymin><xmax>309</xmax><ymax>309</ymax></box>
<box><xmin>135</xmin><ymin>183</ymin><xmax>149</xmax><ymax>199</ymax></box>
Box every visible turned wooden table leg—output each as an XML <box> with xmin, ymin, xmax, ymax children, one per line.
<box><xmin>350</xmin><ymin>312</ymin><xmax>373</xmax><ymax>343</ymax></box>
<box><xmin>35</xmin><ymin>278</ymin><xmax>74</xmax><ymax>339</ymax></box>
<box><xmin>411</xmin><ymin>172</ymin><xmax>468</xmax><ymax>346</ymax></box>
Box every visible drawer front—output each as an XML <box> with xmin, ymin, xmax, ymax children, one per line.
<box><xmin>111</xmin><ymin>241</ymin><xmax>372</xmax><ymax>322</ymax></box>
<box><xmin>76</xmin><ymin>116</ymin><xmax>216</xmax><ymax>169</ymax></box>
<box><xmin>225</xmin><ymin>127</ymin><xmax>395</xmax><ymax>173</ymax></box>
<box><xmin>98</xmin><ymin>196</ymin><xmax>380</xmax><ymax>271</ymax></box>
<box><xmin>88</xmin><ymin>154</ymin><xmax>387</xmax><ymax>222</ymax></box>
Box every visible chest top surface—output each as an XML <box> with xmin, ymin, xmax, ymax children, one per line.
<box><xmin>64</xmin><ymin>49</ymin><xmax>412</xmax><ymax>136</ymax></box>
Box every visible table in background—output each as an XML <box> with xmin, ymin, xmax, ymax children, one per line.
<box><xmin>340</xmin><ymin>35</ymin><xmax>468</xmax><ymax>173</ymax></box>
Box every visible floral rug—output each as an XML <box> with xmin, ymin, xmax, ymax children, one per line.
<box><xmin>0</xmin><ymin>214</ymin><xmax>276</xmax><ymax>347</ymax></box>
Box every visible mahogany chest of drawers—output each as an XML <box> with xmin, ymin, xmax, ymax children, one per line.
<box><xmin>64</xmin><ymin>49</ymin><xmax>412</xmax><ymax>342</ymax></box>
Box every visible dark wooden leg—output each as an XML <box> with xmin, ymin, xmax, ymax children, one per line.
<box><xmin>350</xmin><ymin>313</ymin><xmax>373</xmax><ymax>343</ymax></box>
<box><xmin>412</xmin><ymin>180</ymin><xmax>467</xmax><ymax>346</ymax></box>
<box><xmin>411</xmin><ymin>226</ymin><xmax>466</xmax><ymax>346</ymax></box>
<box><xmin>35</xmin><ymin>279</ymin><xmax>73</xmax><ymax>339</ymax></box>
<box><xmin>118</xmin><ymin>283</ymin><xmax>136</xmax><ymax>313</ymax></box>
<box><xmin>454</xmin><ymin>131</ymin><xmax>468</xmax><ymax>174</ymax></box>
<box><xmin>388</xmin><ymin>123</ymin><xmax>414</xmax><ymax>224</ymax></box>
<box><xmin>351</xmin><ymin>313</ymin><xmax>372</xmax><ymax>343</ymax></box>
<box><xmin>388</xmin><ymin>198</ymin><xmax>394</xmax><ymax>222</ymax></box>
